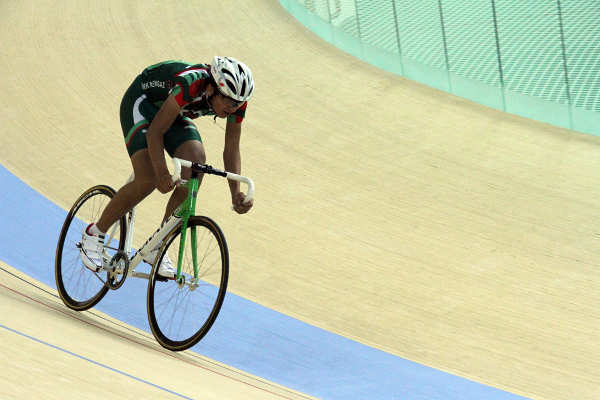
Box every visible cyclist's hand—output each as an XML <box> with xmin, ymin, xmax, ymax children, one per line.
<box><xmin>232</xmin><ymin>192</ymin><xmax>253</xmax><ymax>214</ymax></box>
<box><xmin>157</xmin><ymin>173</ymin><xmax>175</xmax><ymax>194</ymax></box>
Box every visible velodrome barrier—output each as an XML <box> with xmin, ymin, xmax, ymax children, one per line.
<box><xmin>279</xmin><ymin>0</ymin><xmax>600</xmax><ymax>135</ymax></box>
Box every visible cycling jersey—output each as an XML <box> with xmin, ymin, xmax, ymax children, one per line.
<box><xmin>140</xmin><ymin>60</ymin><xmax>247</xmax><ymax>123</ymax></box>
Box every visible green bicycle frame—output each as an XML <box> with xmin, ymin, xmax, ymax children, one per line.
<box><xmin>174</xmin><ymin>177</ymin><xmax>200</xmax><ymax>280</ymax></box>
<box><xmin>167</xmin><ymin>158</ymin><xmax>254</xmax><ymax>281</ymax></box>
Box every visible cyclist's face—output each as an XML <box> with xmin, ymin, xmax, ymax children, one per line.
<box><xmin>212</xmin><ymin>92</ymin><xmax>243</xmax><ymax>118</ymax></box>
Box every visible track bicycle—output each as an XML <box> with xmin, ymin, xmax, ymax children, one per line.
<box><xmin>54</xmin><ymin>158</ymin><xmax>254</xmax><ymax>351</ymax></box>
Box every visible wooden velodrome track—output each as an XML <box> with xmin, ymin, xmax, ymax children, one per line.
<box><xmin>1</xmin><ymin>1</ymin><xmax>599</xmax><ymax>399</ymax></box>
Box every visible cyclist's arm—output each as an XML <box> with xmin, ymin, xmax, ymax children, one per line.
<box><xmin>147</xmin><ymin>95</ymin><xmax>180</xmax><ymax>191</ymax></box>
<box><xmin>223</xmin><ymin>118</ymin><xmax>242</xmax><ymax>198</ymax></box>
<box><xmin>224</xmin><ymin>119</ymin><xmax>252</xmax><ymax>213</ymax></box>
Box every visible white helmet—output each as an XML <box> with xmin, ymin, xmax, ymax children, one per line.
<box><xmin>210</xmin><ymin>56</ymin><xmax>254</xmax><ymax>102</ymax></box>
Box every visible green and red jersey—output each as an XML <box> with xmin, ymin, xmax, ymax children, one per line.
<box><xmin>140</xmin><ymin>60</ymin><xmax>247</xmax><ymax>123</ymax></box>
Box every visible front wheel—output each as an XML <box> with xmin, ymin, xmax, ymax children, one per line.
<box><xmin>147</xmin><ymin>216</ymin><xmax>229</xmax><ymax>351</ymax></box>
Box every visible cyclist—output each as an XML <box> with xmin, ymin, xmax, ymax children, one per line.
<box><xmin>80</xmin><ymin>56</ymin><xmax>255</xmax><ymax>279</ymax></box>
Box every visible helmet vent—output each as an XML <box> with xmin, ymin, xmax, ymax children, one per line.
<box><xmin>226</xmin><ymin>80</ymin><xmax>237</xmax><ymax>93</ymax></box>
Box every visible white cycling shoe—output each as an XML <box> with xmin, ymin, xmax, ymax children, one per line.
<box><xmin>144</xmin><ymin>249</ymin><xmax>176</xmax><ymax>279</ymax></box>
<box><xmin>80</xmin><ymin>228</ymin><xmax>106</xmax><ymax>272</ymax></box>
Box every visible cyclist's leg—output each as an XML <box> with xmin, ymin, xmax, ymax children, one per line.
<box><xmin>162</xmin><ymin>118</ymin><xmax>205</xmax><ymax>220</ymax></box>
<box><xmin>96</xmin><ymin>150</ymin><xmax>156</xmax><ymax>233</ymax></box>
<box><xmin>96</xmin><ymin>75</ymin><xmax>159</xmax><ymax>233</ymax></box>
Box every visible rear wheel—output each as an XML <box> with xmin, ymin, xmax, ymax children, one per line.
<box><xmin>147</xmin><ymin>216</ymin><xmax>229</xmax><ymax>351</ymax></box>
<box><xmin>55</xmin><ymin>185</ymin><xmax>127</xmax><ymax>311</ymax></box>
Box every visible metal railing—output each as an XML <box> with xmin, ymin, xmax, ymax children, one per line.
<box><xmin>280</xmin><ymin>0</ymin><xmax>600</xmax><ymax>135</ymax></box>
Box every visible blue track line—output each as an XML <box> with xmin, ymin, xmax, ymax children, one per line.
<box><xmin>0</xmin><ymin>323</ymin><xmax>193</xmax><ymax>399</ymax></box>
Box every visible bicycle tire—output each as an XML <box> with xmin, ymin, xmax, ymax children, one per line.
<box><xmin>55</xmin><ymin>185</ymin><xmax>127</xmax><ymax>311</ymax></box>
<box><xmin>146</xmin><ymin>216</ymin><xmax>229</xmax><ymax>351</ymax></box>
